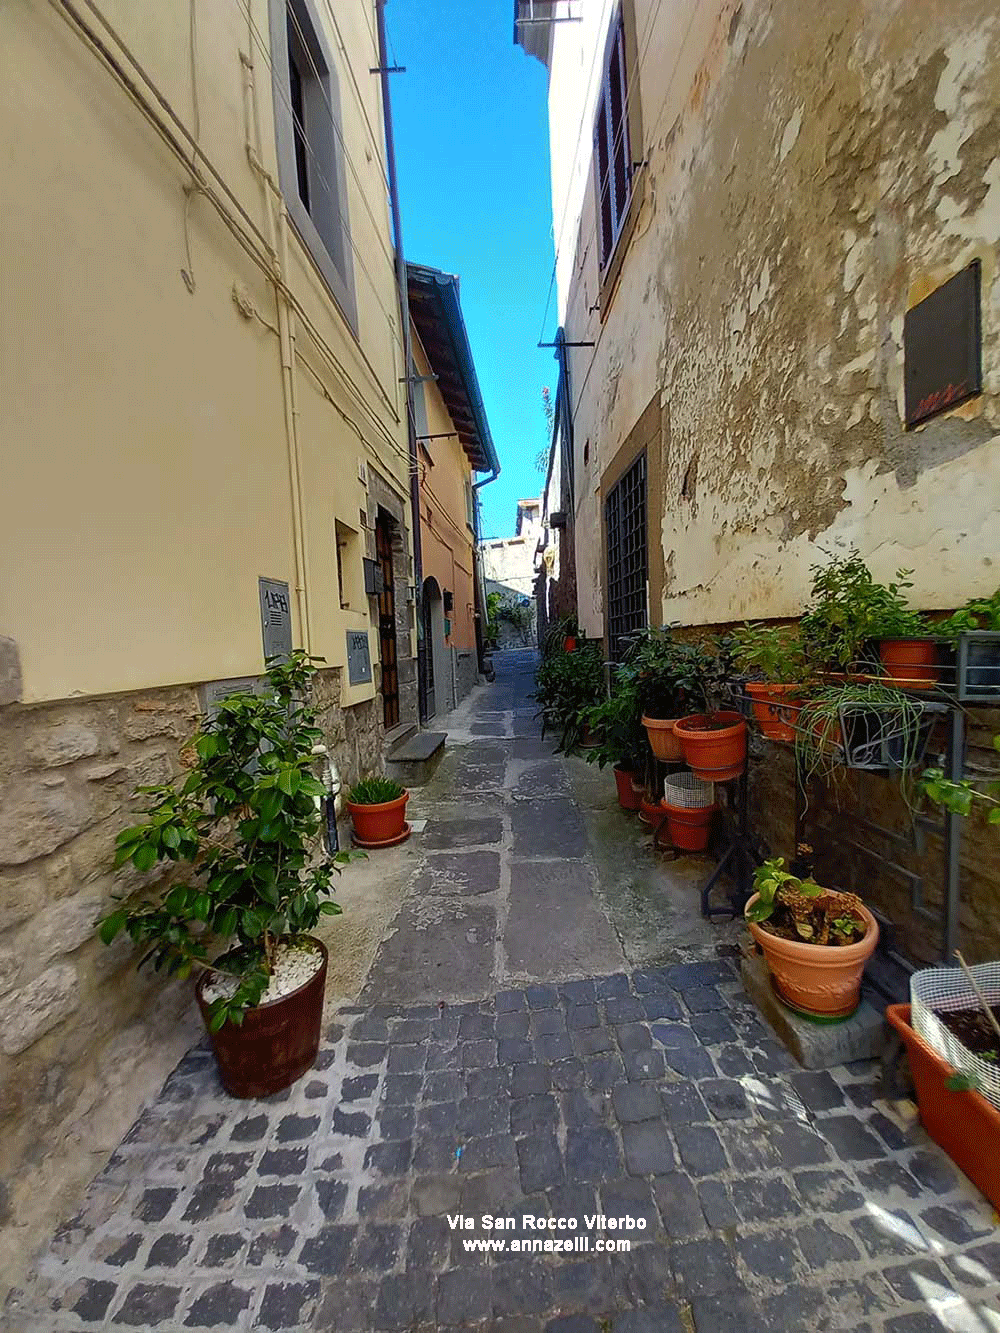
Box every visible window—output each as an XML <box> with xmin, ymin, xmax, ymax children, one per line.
<box><xmin>594</xmin><ymin>10</ymin><xmax>632</xmax><ymax>270</ymax></box>
<box><xmin>605</xmin><ymin>452</ymin><xmax>647</xmax><ymax>660</ymax></box>
<box><xmin>335</xmin><ymin>520</ymin><xmax>359</xmax><ymax>609</ymax></box>
<box><xmin>269</xmin><ymin>0</ymin><xmax>356</xmax><ymax>330</ymax></box>
<box><xmin>465</xmin><ymin>479</ymin><xmax>475</xmax><ymax>531</ymax></box>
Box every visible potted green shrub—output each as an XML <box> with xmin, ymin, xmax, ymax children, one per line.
<box><xmin>732</xmin><ymin>622</ymin><xmax>810</xmax><ymax>742</ymax></box>
<box><xmin>937</xmin><ymin>589</ymin><xmax>1000</xmax><ymax>698</ymax></box>
<box><xmin>98</xmin><ymin>652</ymin><xmax>355</xmax><ymax>1099</ymax></box>
<box><xmin>745</xmin><ymin>857</ymin><xmax>879</xmax><ymax>1019</ymax></box>
<box><xmin>618</xmin><ymin>627</ymin><xmax>710</xmax><ymax>762</ymax></box>
<box><xmin>533</xmin><ymin>644</ymin><xmax>605</xmax><ymax>752</ymax></box>
<box><xmin>800</xmin><ymin>552</ymin><xmax>936</xmax><ymax>684</ymax></box>
<box><xmin>581</xmin><ymin>673</ymin><xmax>647</xmax><ymax>810</ymax></box>
<box><xmin>795</xmin><ymin>681</ymin><xmax>930</xmax><ymax>796</ymax></box>
<box><xmin>345</xmin><ymin>776</ymin><xmax>409</xmax><ymax>847</ymax></box>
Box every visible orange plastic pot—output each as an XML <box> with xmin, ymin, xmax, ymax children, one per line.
<box><xmin>661</xmin><ymin>799</ymin><xmax>714</xmax><ymax>851</ymax></box>
<box><xmin>879</xmin><ymin>638</ymin><xmax>939</xmax><ymax>689</ymax></box>
<box><xmin>746</xmin><ymin>894</ymin><xmax>878</xmax><ymax>1018</ymax></box>
<box><xmin>638</xmin><ymin>796</ymin><xmax>667</xmax><ymax>829</ymax></box>
<box><xmin>564</xmin><ymin>636</ymin><xmax>577</xmax><ymax>652</ymax></box>
<box><xmin>347</xmin><ymin>791</ymin><xmax>408</xmax><ymax>845</ymax></box>
<box><xmin>745</xmin><ymin>683</ymin><xmax>802</xmax><ymax>743</ymax></box>
<box><xmin>886</xmin><ymin>1004</ymin><xmax>1000</xmax><ymax>1208</ymax></box>
<box><xmin>674</xmin><ymin>712</ymin><xmax>747</xmax><ymax>781</ymax></box>
<box><xmin>613</xmin><ymin>765</ymin><xmax>642</xmax><ymax>811</ymax></box>
<box><xmin>641</xmin><ymin>715</ymin><xmax>683</xmax><ymax>762</ymax></box>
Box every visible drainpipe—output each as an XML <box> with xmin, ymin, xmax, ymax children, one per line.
<box><xmin>472</xmin><ymin>468</ymin><xmax>499</xmax><ymax>675</ymax></box>
<box><xmin>375</xmin><ymin>0</ymin><xmax>425</xmax><ymax>722</ymax></box>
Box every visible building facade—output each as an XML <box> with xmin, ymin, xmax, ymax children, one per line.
<box><xmin>481</xmin><ymin>499</ymin><xmax>544</xmax><ymax>647</ymax></box>
<box><xmin>408</xmin><ymin>263</ymin><xmax>500</xmax><ymax>717</ymax></box>
<box><xmin>0</xmin><ymin>0</ymin><xmax>422</xmax><ymax>1286</ymax></box>
<box><xmin>519</xmin><ymin>1</ymin><xmax>1000</xmax><ymax>959</ymax></box>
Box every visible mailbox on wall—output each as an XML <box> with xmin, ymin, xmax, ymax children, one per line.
<box><xmin>443</xmin><ymin>589</ymin><xmax>454</xmax><ymax>613</ymax></box>
<box><xmin>363</xmin><ymin>558</ymin><xmax>384</xmax><ymax>596</ymax></box>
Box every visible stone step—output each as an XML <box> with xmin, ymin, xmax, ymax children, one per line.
<box><xmin>384</xmin><ymin>721</ymin><xmax>418</xmax><ymax>756</ymax></box>
<box><xmin>385</xmin><ymin>731</ymin><xmax>447</xmax><ymax>787</ymax></box>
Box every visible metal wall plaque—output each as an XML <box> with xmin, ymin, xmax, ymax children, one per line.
<box><xmin>904</xmin><ymin>260</ymin><xmax>982</xmax><ymax>428</ymax></box>
<box><xmin>346</xmin><ymin>629</ymin><xmax>373</xmax><ymax>685</ymax></box>
<box><xmin>198</xmin><ymin>675</ymin><xmax>268</xmax><ymax>717</ymax></box>
<box><xmin>259</xmin><ymin>577</ymin><xmax>293</xmax><ymax>664</ymax></box>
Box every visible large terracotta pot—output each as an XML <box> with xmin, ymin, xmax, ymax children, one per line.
<box><xmin>641</xmin><ymin>714</ymin><xmax>683</xmax><ymax>762</ymax></box>
<box><xmin>613</xmin><ymin>765</ymin><xmax>642</xmax><ymax>811</ymax></box>
<box><xmin>674</xmin><ymin>712</ymin><xmax>747</xmax><ymax>781</ymax></box>
<box><xmin>660</xmin><ymin>799</ymin><xmax>714</xmax><ymax>851</ymax></box>
<box><xmin>196</xmin><ymin>938</ymin><xmax>327</xmax><ymax>1098</ymax></box>
<box><xmin>745</xmin><ymin>683</ymin><xmax>802</xmax><ymax>743</ymax></box>
<box><xmin>347</xmin><ymin>791</ymin><xmax>409</xmax><ymax>846</ymax></box>
<box><xmin>745</xmin><ymin>894</ymin><xmax>879</xmax><ymax>1019</ymax></box>
<box><xmin>879</xmin><ymin>638</ymin><xmax>939</xmax><ymax>689</ymax></box>
<box><xmin>887</xmin><ymin>1004</ymin><xmax>1000</xmax><ymax>1209</ymax></box>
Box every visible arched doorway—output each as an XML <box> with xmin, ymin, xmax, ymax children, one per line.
<box><xmin>422</xmin><ymin>577</ymin><xmax>447</xmax><ymax>720</ymax></box>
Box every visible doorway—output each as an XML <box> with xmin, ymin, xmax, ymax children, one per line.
<box><xmin>376</xmin><ymin>511</ymin><xmax>399</xmax><ymax>728</ymax></box>
<box><xmin>422</xmin><ymin>576</ymin><xmax>448</xmax><ymax>720</ymax></box>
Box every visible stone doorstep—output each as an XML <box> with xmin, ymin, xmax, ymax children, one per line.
<box><xmin>385</xmin><ymin>732</ymin><xmax>447</xmax><ymax>787</ymax></box>
<box><xmin>741</xmin><ymin>950</ymin><xmax>886</xmax><ymax>1071</ymax></box>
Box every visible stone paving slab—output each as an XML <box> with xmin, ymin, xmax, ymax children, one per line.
<box><xmin>7</xmin><ymin>651</ymin><xmax>1000</xmax><ymax>1332</ymax></box>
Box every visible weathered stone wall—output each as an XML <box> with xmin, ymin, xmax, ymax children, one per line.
<box><xmin>454</xmin><ymin>649</ymin><xmax>479</xmax><ymax>707</ymax></box>
<box><xmin>748</xmin><ymin>706</ymin><xmax>1000</xmax><ymax>967</ymax></box>
<box><xmin>557</xmin><ymin>0</ymin><xmax>999</xmax><ymax>638</ymax></box>
<box><xmin>0</xmin><ymin>665</ymin><xmax>374</xmax><ymax>1297</ymax></box>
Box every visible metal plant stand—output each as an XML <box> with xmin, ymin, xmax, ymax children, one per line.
<box><xmin>700</xmin><ymin>765</ymin><xmax>760</xmax><ymax>919</ymax></box>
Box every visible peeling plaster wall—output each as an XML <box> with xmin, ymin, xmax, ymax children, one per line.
<box><xmin>551</xmin><ymin>0</ymin><xmax>1000</xmax><ymax>637</ymax></box>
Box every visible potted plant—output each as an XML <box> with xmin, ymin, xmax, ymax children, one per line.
<box><xmin>581</xmin><ymin>675</ymin><xmax>646</xmax><ymax>810</ymax></box>
<box><xmin>617</xmin><ymin>627</ymin><xmax>710</xmax><ymax>762</ymax></box>
<box><xmin>795</xmin><ymin>682</ymin><xmax>930</xmax><ymax>798</ymax></box>
<box><xmin>673</xmin><ymin>711</ymin><xmax>747</xmax><ymax>781</ymax></box>
<box><xmin>732</xmin><ymin>622</ymin><xmax>810</xmax><ymax>742</ymax></box>
<box><xmin>346</xmin><ymin>776</ymin><xmax>409</xmax><ymax>847</ymax></box>
<box><xmin>98</xmin><ymin>651</ymin><xmax>355</xmax><ymax>1098</ymax></box>
<box><xmin>533</xmin><ymin>643</ymin><xmax>605</xmax><ymax>752</ymax></box>
<box><xmin>661</xmin><ymin>771</ymin><xmax>715</xmax><ymax>850</ymax></box>
<box><xmin>937</xmin><ymin>589</ymin><xmax>1000</xmax><ymax>698</ymax></box>
<box><xmin>887</xmin><ymin>957</ymin><xmax>1000</xmax><ymax>1208</ymax></box>
<box><xmin>800</xmin><ymin>551</ymin><xmax>936</xmax><ymax>684</ymax></box>
<box><xmin>745</xmin><ymin>857</ymin><xmax>879</xmax><ymax>1019</ymax></box>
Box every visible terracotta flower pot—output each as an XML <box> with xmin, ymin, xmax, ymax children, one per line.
<box><xmin>641</xmin><ymin>714</ymin><xmax>683</xmax><ymax>762</ymax></box>
<box><xmin>564</xmin><ymin>636</ymin><xmax>577</xmax><ymax>652</ymax></box>
<box><xmin>613</xmin><ymin>765</ymin><xmax>642</xmax><ymax>811</ymax></box>
<box><xmin>745</xmin><ymin>893</ymin><xmax>878</xmax><ymax>1019</ymax></box>
<box><xmin>745</xmin><ymin>683</ymin><xmax>802</xmax><ymax>743</ymax></box>
<box><xmin>674</xmin><ymin>712</ymin><xmax>747</xmax><ymax>781</ymax></box>
<box><xmin>887</xmin><ymin>1004</ymin><xmax>1000</xmax><ymax>1209</ymax></box>
<box><xmin>196</xmin><ymin>938</ymin><xmax>327</xmax><ymax>1098</ymax></box>
<box><xmin>347</xmin><ymin>791</ymin><xmax>409</xmax><ymax>846</ymax></box>
<box><xmin>661</xmin><ymin>799</ymin><xmax>714</xmax><ymax>851</ymax></box>
<box><xmin>879</xmin><ymin>638</ymin><xmax>939</xmax><ymax>689</ymax></box>
<box><xmin>638</xmin><ymin>796</ymin><xmax>667</xmax><ymax>829</ymax></box>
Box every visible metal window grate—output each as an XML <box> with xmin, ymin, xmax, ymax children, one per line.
<box><xmin>605</xmin><ymin>452</ymin><xmax>647</xmax><ymax>660</ymax></box>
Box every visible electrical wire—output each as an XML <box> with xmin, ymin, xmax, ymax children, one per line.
<box><xmin>536</xmin><ymin>0</ymin><xmax>667</xmax><ymax>342</ymax></box>
<box><xmin>320</xmin><ymin>0</ymin><xmax>391</xmax><ymax>191</ymax></box>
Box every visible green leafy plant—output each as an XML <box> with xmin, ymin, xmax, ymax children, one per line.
<box><xmin>347</xmin><ymin>776</ymin><xmax>406</xmax><ymax>805</ymax></box>
<box><xmin>731</xmin><ymin>622</ymin><xmax>810</xmax><ymax>684</ymax></box>
<box><xmin>533</xmin><ymin>644</ymin><xmax>605</xmax><ymax>752</ymax></box>
<box><xmin>98</xmin><ymin>652</ymin><xmax>357</xmax><ymax>1031</ymax></box>
<box><xmin>616</xmin><ymin>626</ymin><xmax>713</xmax><ymax>719</ymax></box>
<box><xmin>921</xmin><ymin>733</ymin><xmax>1000</xmax><ymax>829</ymax></box>
<box><xmin>799</xmin><ymin>551</ymin><xmax>929</xmax><ymax>671</ymax></box>
<box><xmin>794</xmin><ymin>681</ymin><xmax>928</xmax><ymax>797</ymax></box>
<box><xmin>747</xmin><ymin>857</ymin><xmax>867</xmax><ymax>945</ymax></box>
<box><xmin>580</xmin><ymin>672</ymin><xmax>646</xmax><ymax>772</ymax></box>
<box><xmin>936</xmin><ymin>589</ymin><xmax>1000</xmax><ymax>639</ymax></box>
<box><xmin>543</xmin><ymin>613</ymin><xmax>579</xmax><ymax>659</ymax></box>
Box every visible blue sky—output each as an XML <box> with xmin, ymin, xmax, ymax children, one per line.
<box><xmin>387</xmin><ymin>0</ymin><xmax>556</xmax><ymax>539</ymax></box>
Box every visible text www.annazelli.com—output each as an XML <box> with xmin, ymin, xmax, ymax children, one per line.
<box><xmin>461</xmin><ymin>1236</ymin><xmax>631</xmax><ymax>1254</ymax></box>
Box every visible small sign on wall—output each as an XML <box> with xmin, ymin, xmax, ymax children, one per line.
<box><xmin>904</xmin><ymin>260</ymin><xmax>982</xmax><ymax>428</ymax></box>
<box><xmin>259</xmin><ymin>577</ymin><xmax>292</xmax><ymax>664</ymax></box>
<box><xmin>346</xmin><ymin>630</ymin><xmax>373</xmax><ymax>685</ymax></box>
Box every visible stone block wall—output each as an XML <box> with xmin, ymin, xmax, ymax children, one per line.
<box><xmin>0</xmin><ymin>665</ymin><xmax>376</xmax><ymax>1297</ymax></box>
<box><xmin>454</xmin><ymin>649</ymin><xmax>478</xmax><ymax>707</ymax></box>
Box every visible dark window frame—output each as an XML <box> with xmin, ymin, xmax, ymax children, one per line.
<box><xmin>594</xmin><ymin>9</ymin><xmax>632</xmax><ymax>271</ymax></box>
<box><xmin>269</xmin><ymin>0</ymin><xmax>357</xmax><ymax>332</ymax></box>
<box><xmin>605</xmin><ymin>451</ymin><xmax>647</xmax><ymax>661</ymax></box>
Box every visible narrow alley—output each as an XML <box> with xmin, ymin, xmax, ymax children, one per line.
<box><xmin>6</xmin><ymin>652</ymin><xmax>998</xmax><ymax>1333</ymax></box>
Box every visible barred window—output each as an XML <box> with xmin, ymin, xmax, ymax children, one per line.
<box><xmin>594</xmin><ymin>10</ymin><xmax>632</xmax><ymax>269</ymax></box>
<box><xmin>605</xmin><ymin>452</ymin><xmax>647</xmax><ymax>659</ymax></box>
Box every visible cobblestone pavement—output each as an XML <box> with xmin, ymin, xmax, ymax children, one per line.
<box><xmin>7</xmin><ymin>653</ymin><xmax>999</xmax><ymax>1331</ymax></box>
